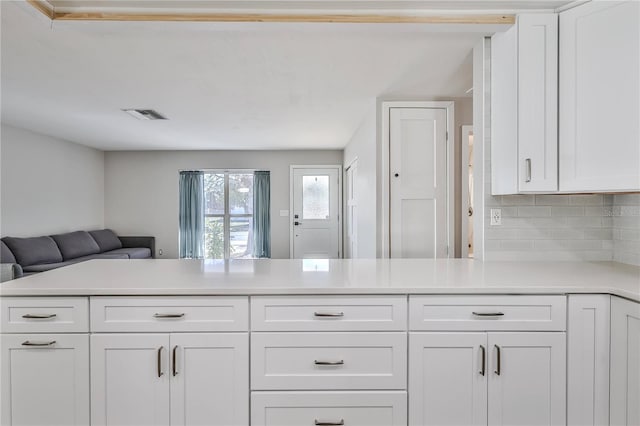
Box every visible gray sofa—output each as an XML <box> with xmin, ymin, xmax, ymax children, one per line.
<box><xmin>1</xmin><ymin>229</ymin><xmax>154</xmax><ymax>278</ymax></box>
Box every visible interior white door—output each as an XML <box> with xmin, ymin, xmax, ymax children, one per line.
<box><xmin>91</xmin><ymin>334</ymin><xmax>170</xmax><ymax>426</ymax></box>
<box><xmin>408</xmin><ymin>332</ymin><xmax>487</xmax><ymax>426</ymax></box>
<box><xmin>345</xmin><ymin>160</ymin><xmax>358</xmax><ymax>259</ymax></box>
<box><xmin>292</xmin><ymin>167</ymin><xmax>341</xmax><ymax>259</ymax></box>
<box><xmin>390</xmin><ymin>107</ymin><xmax>448</xmax><ymax>258</ymax></box>
<box><xmin>488</xmin><ymin>332</ymin><xmax>566</xmax><ymax>426</ymax></box>
<box><xmin>610</xmin><ymin>297</ymin><xmax>640</xmax><ymax>426</ymax></box>
<box><xmin>0</xmin><ymin>334</ymin><xmax>89</xmax><ymax>426</ymax></box>
<box><xmin>170</xmin><ymin>333</ymin><xmax>249</xmax><ymax>426</ymax></box>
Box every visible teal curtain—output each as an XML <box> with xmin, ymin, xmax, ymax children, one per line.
<box><xmin>252</xmin><ymin>171</ymin><xmax>271</xmax><ymax>258</ymax></box>
<box><xmin>179</xmin><ymin>171</ymin><xmax>205</xmax><ymax>259</ymax></box>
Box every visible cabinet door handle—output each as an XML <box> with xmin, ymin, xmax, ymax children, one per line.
<box><xmin>172</xmin><ymin>345</ymin><xmax>178</xmax><ymax>376</ymax></box>
<box><xmin>157</xmin><ymin>346</ymin><xmax>164</xmax><ymax>377</ymax></box>
<box><xmin>313</xmin><ymin>311</ymin><xmax>344</xmax><ymax>318</ymax></box>
<box><xmin>315</xmin><ymin>420</ymin><xmax>344</xmax><ymax>425</ymax></box>
<box><xmin>22</xmin><ymin>313</ymin><xmax>57</xmax><ymax>319</ymax></box>
<box><xmin>314</xmin><ymin>360</ymin><xmax>344</xmax><ymax>366</ymax></box>
<box><xmin>153</xmin><ymin>313</ymin><xmax>185</xmax><ymax>319</ymax></box>
<box><xmin>494</xmin><ymin>344</ymin><xmax>501</xmax><ymax>376</ymax></box>
<box><xmin>525</xmin><ymin>158</ymin><xmax>532</xmax><ymax>183</ymax></box>
<box><xmin>21</xmin><ymin>340</ymin><xmax>56</xmax><ymax>347</ymax></box>
<box><xmin>479</xmin><ymin>345</ymin><xmax>486</xmax><ymax>376</ymax></box>
<box><xmin>472</xmin><ymin>312</ymin><xmax>504</xmax><ymax>317</ymax></box>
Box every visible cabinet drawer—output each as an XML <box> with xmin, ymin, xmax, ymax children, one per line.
<box><xmin>0</xmin><ymin>297</ymin><xmax>88</xmax><ymax>333</ymax></box>
<box><xmin>90</xmin><ymin>296</ymin><xmax>248</xmax><ymax>332</ymax></box>
<box><xmin>409</xmin><ymin>295</ymin><xmax>566</xmax><ymax>331</ymax></box>
<box><xmin>251</xmin><ymin>391</ymin><xmax>407</xmax><ymax>426</ymax></box>
<box><xmin>251</xmin><ymin>296</ymin><xmax>407</xmax><ymax>331</ymax></box>
<box><xmin>251</xmin><ymin>332</ymin><xmax>407</xmax><ymax>390</ymax></box>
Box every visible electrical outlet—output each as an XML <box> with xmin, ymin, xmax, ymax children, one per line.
<box><xmin>490</xmin><ymin>209</ymin><xmax>502</xmax><ymax>226</ymax></box>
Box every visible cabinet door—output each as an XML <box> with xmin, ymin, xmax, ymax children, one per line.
<box><xmin>488</xmin><ymin>332</ymin><xmax>566</xmax><ymax>426</ymax></box>
<box><xmin>518</xmin><ymin>14</ymin><xmax>558</xmax><ymax>192</ymax></box>
<box><xmin>91</xmin><ymin>334</ymin><xmax>170</xmax><ymax>426</ymax></box>
<box><xmin>170</xmin><ymin>333</ymin><xmax>249</xmax><ymax>426</ymax></box>
<box><xmin>559</xmin><ymin>1</ymin><xmax>640</xmax><ymax>192</ymax></box>
<box><xmin>567</xmin><ymin>295</ymin><xmax>610</xmax><ymax>426</ymax></box>
<box><xmin>610</xmin><ymin>297</ymin><xmax>640</xmax><ymax>426</ymax></box>
<box><xmin>0</xmin><ymin>334</ymin><xmax>89</xmax><ymax>426</ymax></box>
<box><xmin>409</xmin><ymin>333</ymin><xmax>487</xmax><ymax>426</ymax></box>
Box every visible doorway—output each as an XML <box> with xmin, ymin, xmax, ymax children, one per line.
<box><xmin>290</xmin><ymin>165</ymin><xmax>342</xmax><ymax>259</ymax></box>
<box><xmin>383</xmin><ymin>102</ymin><xmax>454</xmax><ymax>258</ymax></box>
<box><xmin>345</xmin><ymin>159</ymin><xmax>358</xmax><ymax>259</ymax></box>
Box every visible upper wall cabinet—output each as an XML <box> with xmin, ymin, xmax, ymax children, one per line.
<box><xmin>491</xmin><ymin>14</ymin><xmax>559</xmax><ymax>195</ymax></box>
<box><xmin>559</xmin><ymin>1</ymin><xmax>640</xmax><ymax>192</ymax></box>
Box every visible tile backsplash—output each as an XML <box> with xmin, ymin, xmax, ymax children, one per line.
<box><xmin>612</xmin><ymin>194</ymin><xmax>640</xmax><ymax>266</ymax></box>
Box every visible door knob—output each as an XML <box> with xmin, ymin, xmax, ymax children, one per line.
<box><xmin>294</xmin><ymin>221</ymin><xmax>301</xmax><ymax>226</ymax></box>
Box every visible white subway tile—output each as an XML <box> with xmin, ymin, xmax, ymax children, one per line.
<box><xmin>517</xmin><ymin>206</ymin><xmax>552</xmax><ymax>217</ymax></box>
<box><xmin>569</xmin><ymin>194</ymin><xmax>604</xmax><ymax>205</ymax></box>
<box><xmin>502</xmin><ymin>194</ymin><xmax>535</xmax><ymax>206</ymax></box>
<box><xmin>551</xmin><ymin>206</ymin><xmax>585</xmax><ymax>217</ymax></box>
<box><xmin>535</xmin><ymin>195</ymin><xmax>570</xmax><ymax>206</ymax></box>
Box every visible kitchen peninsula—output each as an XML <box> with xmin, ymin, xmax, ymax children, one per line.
<box><xmin>1</xmin><ymin>259</ymin><xmax>639</xmax><ymax>426</ymax></box>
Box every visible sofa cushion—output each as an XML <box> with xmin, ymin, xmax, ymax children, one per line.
<box><xmin>75</xmin><ymin>253</ymin><xmax>130</xmax><ymax>261</ymax></box>
<box><xmin>22</xmin><ymin>259</ymin><xmax>81</xmax><ymax>273</ymax></box>
<box><xmin>2</xmin><ymin>236</ymin><xmax>63</xmax><ymax>267</ymax></box>
<box><xmin>51</xmin><ymin>231</ymin><xmax>100</xmax><ymax>260</ymax></box>
<box><xmin>1</xmin><ymin>240</ymin><xmax>16</xmax><ymax>264</ymax></box>
<box><xmin>89</xmin><ymin>229</ymin><xmax>123</xmax><ymax>252</ymax></box>
<box><xmin>105</xmin><ymin>247</ymin><xmax>152</xmax><ymax>259</ymax></box>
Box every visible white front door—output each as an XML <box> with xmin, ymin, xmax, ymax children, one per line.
<box><xmin>390</xmin><ymin>107</ymin><xmax>449</xmax><ymax>258</ymax></box>
<box><xmin>291</xmin><ymin>166</ymin><xmax>341</xmax><ymax>259</ymax></box>
<box><xmin>345</xmin><ymin>160</ymin><xmax>358</xmax><ymax>259</ymax></box>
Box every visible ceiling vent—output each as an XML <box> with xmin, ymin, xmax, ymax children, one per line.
<box><xmin>122</xmin><ymin>109</ymin><xmax>167</xmax><ymax>120</ymax></box>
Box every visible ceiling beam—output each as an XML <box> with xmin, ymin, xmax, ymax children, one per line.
<box><xmin>40</xmin><ymin>8</ymin><xmax>515</xmax><ymax>25</ymax></box>
<box><xmin>26</xmin><ymin>0</ymin><xmax>55</xmax><ymax>20</ymax></box>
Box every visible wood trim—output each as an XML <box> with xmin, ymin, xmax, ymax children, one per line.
<box><xmin>51</xmin><ymin>11</ymin><xmax>515</xmax><ymax>24</ymax></box>
<box><xmin>26</xmin><ymin>0</ymin><xmax>55</xmax><ymax>20</ymax></box>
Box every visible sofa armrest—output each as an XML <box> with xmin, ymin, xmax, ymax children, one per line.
<box><xmin>1</xmin><ymin>263</ymin><xmax>23</xmax><ymax>281</ymax></box>
<box><xmin>118</xmin><ymin>236</ymin><xmax>156</xmax><ymax>258</ymax></box>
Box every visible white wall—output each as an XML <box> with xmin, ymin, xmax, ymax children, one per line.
<box><xmin>343</xmin><ymin>102</ymin><xmax>377</xmax><ymax>258</ymax></box>
<box><xmin>104</xmin><ymin>150</ymin><xmax>343</xmax><ymax>259</ymax></box>
<box><xmin>0</xmin><ymin>124</ymin><xmax>105</xmax><ymax>237</ymax></box>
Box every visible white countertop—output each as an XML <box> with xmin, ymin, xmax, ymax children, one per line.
<box><xmin>1</xmin><ymin>259</ymin><xmax>639</xmax><ymax>302</ymax></box>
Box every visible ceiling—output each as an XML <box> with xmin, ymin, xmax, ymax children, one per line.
<box><xmin>1</xmin><ymin>1</ymin><xmax>572</xmax><ymax>151</ymax></box>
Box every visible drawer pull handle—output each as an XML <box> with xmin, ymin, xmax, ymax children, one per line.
<box><xmin>158</xmin><ymin>346</ymin><xmax>164</xmax><ymax>378</ymax></box>
<box><xmin>494</xmin><ymin>344</ymin><xmax>501</xmax><ymax>376</ymax></box>
<box><xmin>314</xmin><ymin>360</ymin><xmax>344</xmax><ymax>366</ymax></box>
<box><xmin>21</xmin><ymin>340</ymin><xmax>56</xmax><ymax>347</ymax></box>
<box><xmin>153</xmin><ymin>313</ymin><xmax>185</xmax><ymax>319</ymax></box>
<box><xmin>22</xmin><ymin>313</ymin><xmax>57</xmax><ymax>319</ymax></box>
<box><xmin>472</xmin><ymin>312</ymin><xmax>504</xmax><ymax>317</ymax></box>
<box><xmin>313</xmin><ymin>312</ymin><xmax>344</xmax><ymax>318</ymax></box>
<box><xmin>479</xmin><ymin>345</ymin><xmax>486</xmax><ymax>376</ymax></box>
<box><xmin>315</xmin><ymin>420</ymin><xmax>344</xmax><ymax>425</ymax></box>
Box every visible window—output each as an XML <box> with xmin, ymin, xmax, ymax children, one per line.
<box><xmin>204</xmin><ymin>172</ymin><xmax>254</xmax><ymax>259</ymax></box>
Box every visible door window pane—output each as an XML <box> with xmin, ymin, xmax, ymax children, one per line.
<box><xmin>204</xmin><ymin>174</ymin><xmax>225</xmax><ymax>215</ymax></box>
<box><xmin>204</xmin><ymin>216</ymin><xmax>224</xmax><ymax>259</ymax></box>
<box><xmin>229</xmin><ymin>174</ymin><xmax>254</xmax><ymax>214</ymax></box>
<box><xmin>302</xmin><ymin>175</ymin><xmax>330</xmax><ymax>219</ymax></box>
<box><xmin>230</xmin><ymin>217</ymin><xmax>253</xmax><ymax>259</ymax></box>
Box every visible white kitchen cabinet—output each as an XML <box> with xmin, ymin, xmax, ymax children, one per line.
<box><xmin>610</xmin><ymin>296</ymin><xmax>640</xmax><ymax>426</ymax></box>
<box><xmin>567</xmin><ymin>295</ymin><xmax>611</xmax><ymax>426</ymax></box>
<box><xmin>409</xmin><ymin>331</ymin><xmax>565</xmax><ymax>426</ymax></box>
<box><xmin>91</xmin><ymin>334</ymin><xmax>171</xmax><ymax>426</ymax></box>
<box><xmin>487</xmin><ymin>332</ymin><xmax>566</xmax><ymax>426</ymax></box>
<box><xmin>559</xmin><ymin>1</ymin><xmax>640</xmax><ymax>192</ymax></box>
<box><xmin>91</xmin><ymin>333</ymin><xmax>248</xmax><ymax>426</ymax></box>
<box><xmin>0</xmin><ymin>334</ymin><xmax>89</xmax><ymax>426</ymax></box>
<box><xmin>170</xmin><ymin>333</ymin><xmax>249</xmax><ymax>426</ymax></box>
<box><xmin>409</xmin><ymin>333</ymin><xmax>487</xmax><ymax>426</ymax></box>
<box><xmin>491</xmin><ymin>13</ymin><xmax>558</xmax><ymax>194</ymax></box>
